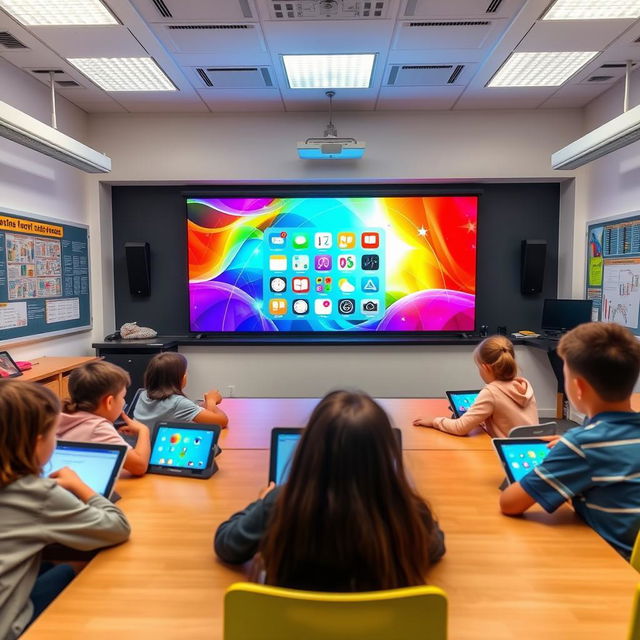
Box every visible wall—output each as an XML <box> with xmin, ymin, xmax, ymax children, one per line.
<box><xmin>0</xmin><ymin>59</ymin><xmax>92</xmax><ymax>361</ymax></box>
<box><xmin>86</xmin><ymin>107</ymin><xmax>586</xmax><ymax>411</ymax></box>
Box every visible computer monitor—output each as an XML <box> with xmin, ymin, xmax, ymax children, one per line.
<box><xmin>541</xmin><ymin>299</ymin><xmax>592</xmax><ymax>333</ymax></box>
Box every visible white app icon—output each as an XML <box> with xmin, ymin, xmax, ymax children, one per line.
<box><xmin>292</xmin><ymin>255</ymin><xmax>309</xmax><ymax>271</ymax></box>
<box><xmin>269</xmin><ymin>255</ymin><xmax>287</xmax><ymax>271</ymax></box>
<box><xmin>338</xmin><ymin>278</ymin><xmax>355</xmax><ymax>293</ymax></box>
<box><xmin>314</xmin><ymin>232</ymin><xmax>332</xmax><ymax>249</ymax></box>
<box><xmin>293</xmin><ymin>299</ymin><xmax>309</xmax><ymax>315</ymax></box>
<box><xmin>314</xmin><ymin>299</ymin><xmax>332</xmax><ymax>315</ymax></box>
<box><xmin>270</xmin><ymin>277</ymin><xmax>286</xmax><ymax>293</ymax></box>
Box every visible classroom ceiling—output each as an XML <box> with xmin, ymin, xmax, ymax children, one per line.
<box><xmin>1</xmin><ymin>0</ymin><xmax>640</xmax><ymax>114</ymax></box>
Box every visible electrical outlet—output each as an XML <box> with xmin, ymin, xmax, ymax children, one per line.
<box><xmin>227</xmin><ymin>385</ymin><xmax>235</xmax><ymax>398</ymax></box>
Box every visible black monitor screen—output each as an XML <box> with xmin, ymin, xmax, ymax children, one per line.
<box><xmin>541</xmin><ymin>299</ymin><xmax>593</xmax><ymax>331</ymax></box>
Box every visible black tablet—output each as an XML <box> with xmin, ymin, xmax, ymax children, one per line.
<box><xmin>445</xmin><ymin>389</ymin><xmax>481</xmax><ymax>418</ymax></box>
<box><xmin>492</xmin><ymin>438</ymin><xmax>552</xmax><ymax>485</ymax></box>
<box><xmin>148</xmin><ymin>422</ymin><xmax>221</xmax><ymax>479</ymax></box>
<box><xmin>268</xmin><ymin>426</ymin><xmax>403</xmax><ymax>485</ymax></box>
<box><xmin>0</xmin><ymin>351</ymin><xmax>22</xmax><ymax>378</ymax></box>
<box><xmin>42</xmin><ymin>440</ymin><xmax>127</xmax><ymax>499</ymax></box>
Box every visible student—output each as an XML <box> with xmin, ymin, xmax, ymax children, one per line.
<box><xmin>413</xmin><ymin>335</ymin><xmax>538</xmax><ymax>438</ymax></box>
<box><xmin>133</xmin><ymin>352</ymin><xmax>228</xmax><ymax>428</ymax></box>
<box><xmin>0</xmin><ymin>380</ymin><xmax>130</xmax><ymax>640</ymax></box>
<box><xmin>57</xmin><ymin>360</ymin><xmax>151</xmax><ymax>476</ymax></box>
<box><xmin>214</xmin><ymin>390</ymin><xmax>445</xmax><ymax>591</ymax></box>
<box><xmin>500</xmin><ymin>322</ymin><xmax>640</xmax><ymax>559</ymax></box>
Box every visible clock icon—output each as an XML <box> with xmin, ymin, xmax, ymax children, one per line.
<box><xmin>270</xmin><ymin>277</ymin><xmax>286</xmax><ymax>293</ymax></box>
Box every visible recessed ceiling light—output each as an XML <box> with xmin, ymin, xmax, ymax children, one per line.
<box><xmin>0</xmin><ymin>0</ymin><xmax>118</xmax><ymax>25</ymax></box>
<box><xmin>67</xmin><ymin>57</ymin><xmax>176</xmax><ymax>91</ymax></box>
<box><xmin>488</xmin><ymin>51</ymin><xmax>598</xmax><ymax>87</ymax></box>
<box><xmin>543</xmin><ymin>0</ymin><xmax>640</xmax><ymax>20</ymax></box>
<box><xmin>282</xmin><ymin>54</ymin><xmax>375</xmax><ymax>89</ymax></box>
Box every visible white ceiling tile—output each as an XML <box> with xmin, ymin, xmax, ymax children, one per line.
<box><xmin>198</xmin><ymin>88</ymin><xmax>284</xmax><ymax>111</ymax></box>
<box><xmin>152</xmin><ymin>22</ymin><xmax>266</xmax><ymax>54</ymax></box>
<box><xmin>401</xmin><ymin>0</ymin><xmax>525</xmax><ymax>20</ymax></box>
<box><xmin>129</xmin><ymin>0</ymin><xmax>257</xmax><ymax>23</ymax></box>
<box><xmin>377</xmin><ymin>85</ymin><xmax>463</xmax><ymax>109</ymax></box>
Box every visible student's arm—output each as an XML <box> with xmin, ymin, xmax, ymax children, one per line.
<box><xmin>214</xmin><ymin>485</ymin><xmax>279</xmax><ymax>564</ymax></box>
<box><xmin>499</xmin><ymin>482</ymin><xmax>537</xmax><ymax>515</ymax></box>
<box><xmin>197</xmin><ymin>389</ymin><xmax>229</xmax><ymax>428</ymax></box>
<box><xmin>118</xmin><ymin>413</ymin><xmax>151</xmax><ymax>476</ymax></box>
<box><xmin>44</xmin><ymin>468</ymin><xmax>131</xmax><ymax>550</ymax></box>
<box><xmin>416</xmin><ymin>388</ymin><xmax>494</xmax><ymax>436</ymax></box>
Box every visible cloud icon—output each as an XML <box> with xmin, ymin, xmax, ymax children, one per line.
<box><xmin>338</xmin><ymin>278</ymin><xmax>355</xmax><ymax>293</ymax></box>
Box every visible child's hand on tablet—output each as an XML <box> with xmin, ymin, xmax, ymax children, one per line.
<box><xmin>118</xmin><ymin>413</ymin><xmax>149</xmax><ymax>435</ymax></box>
<box><xmin>258</xmin><ymin>481</ymin><xmax>276</xmax><ymax>500</ymax></box>
<box><xmin>413</xmin><ymin>417</ymin><xmax>434</xmax><ymax>428</ymax></box>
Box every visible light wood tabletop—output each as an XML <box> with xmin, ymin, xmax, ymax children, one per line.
<box><xmin>219</xmin><ymin>397</ymin><xmax>491</xmax><ymax>450</ymax></box>
<box><xmin>22</xmin><ymin>445</ymin><xmax>637</xmax><ymax>640</ymax></box>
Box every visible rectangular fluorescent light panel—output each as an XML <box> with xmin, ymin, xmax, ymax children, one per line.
<box><xmin>67</xmin><ymin>57</ymin><xmax>176</xmax><ymax>91</ymax></box>
<box><xmin>283</xmin><ymin>54</ymin><xmax>375</xmax><ymax>89</ymax></box>
<box><xmin>488</xmin><ymin>51</ymin><xmax>598</xmax><ymax>87</ymax></box>
<box><xmin>0</xmin><ymin>0</ymin><xmax>118</xmax><ymax>25</ymax></box>
<box><xmin>543</xmin><ymin>0</ymin><xmax>640</xmax><ymax>20</ymax></box>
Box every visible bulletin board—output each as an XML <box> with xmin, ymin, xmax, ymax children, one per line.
<box><xmin>586</xmin><ymin>211</ymin><xmax>640</xmax><ymax>336</ymax></box>
<box><xmin>0</xmin><ymin>208</ymin><xmax>91</xmax><ymax>343</ymax></box>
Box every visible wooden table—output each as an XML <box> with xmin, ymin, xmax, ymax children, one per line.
<box><xmin>220</xmin><ymin>397</ymin><xmax>491</xmax><ymax>450</ymax></box>
<box><xmin>20</xmin><ymin>356</ymin><xmax>98</xmax><ymax>399</ymax></box>
<box><xmin>22</xmin><ymin>401</ymin><xmax>637</xmax><ymax>640</ymax></box>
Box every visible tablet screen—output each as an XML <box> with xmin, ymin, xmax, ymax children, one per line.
<box><xmin>150</xmin><ymin>426</ymin><xmax>215</xmax><ymax>469</ymax></box>
<box><xmin>274</xmin><ymin>431</ymin><xmax>301</xmax><ymax>485</ymax></box>
<box><xmin>499</xmin><ymin>441</ymin><xmax>551</xmax><ymax>483</ymax></box>
<box><xmin>448</xmin><ymin>391</ymin><xmax>480</xmax><ymax>417</ymax></box>
<box><xmin>43</xmin><ymin>443</ymin><xmax>123</xmax><ymax>496</ymax></box>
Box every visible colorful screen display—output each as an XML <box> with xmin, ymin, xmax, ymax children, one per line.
<box><xmin>273</xmin><ymin>432</ymin><xmax>301</xmax><ymax>485</ymax></box>
<box><xmin>187</xmin><ymin>195</ymin><xmax>477</xmax><ymax>334</ymax></box>
<box><xmin>150</xmin><ymin>426</ymin><xmax>215</xmax><ymax>469</ymax></box>
<box><xmin>501</xmin><ymin>442</ymin><xmax>550</xmax><ymax>483</ymax></box>
<box><xmin>448</xmin><ymin>392</ymin><xmax>480</xmax><ymax>417</ymax></box>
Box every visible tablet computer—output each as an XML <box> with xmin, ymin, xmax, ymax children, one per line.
<box><xmin>445</xmin><ymin>390</ymin><xmax>481</xmax><ymax>418</ymax></box>
<box><xmin>268</xmin><ymin>427</ymin><xmax>403</xmax><ymax>485</ymax></box>
<box><xmin>42</xmin><ymin>440</ymin><xmax>127</xmax><ymax>500</ymax></box>
<box><xmin>148</xmin><ymin>422</ymin><xmax>221</xmax><ymax>479</ymax></box>
<box><xmin>0</xmin><ymin>351</ymin><xmax>22</xmax><ymax>378</ymax></box>
<box><xmin>492</xmin><ymin>438</ymin><xmax>552</xmax><ymax>485</ymax></box>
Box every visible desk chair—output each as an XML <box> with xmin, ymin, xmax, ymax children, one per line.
<box><xmin>224</xmin><ymin>582</ymin><xmax>447</xmax><ymax>640</ymax></box>
<box><xmin>629</xmin><ymin>583</ymin><xmax>640</xmax><ymax>640</ymax></box>
<box><xmin>631</xmin><ymin>530</ymin><xmax>640</xmax><ymax>573</ymax></box>
<box><xmin>508</xmin><ymin>422</ymin><xmax>557</xmax><ymax>438</ymax></box>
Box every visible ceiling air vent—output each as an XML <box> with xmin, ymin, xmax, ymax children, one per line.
<box><xmin>31</xmin><ymin>69</ymin><xmax>63</xmax><ymax>75</ymax></box>
<box><xmin>150</xmin><ymin>0</ymin><xmax>172</xmax><ymax>18</ymax></box>
<box><xmin>601</xmin><ymin>63</ymin><xmax>628</xmax><ymax>68</ymax></box>
<box><xmin>196</xmin><ymin>68</ymin><xmax>213</xmax><ymax>87</ymax></box>
<box><xmin>387</xmin><ymin>63</ymin><xmax>467</xmax><ymax>86</ymax></box>
<box><xmin>448</xmin><ymin>64</ymin><xmax>464</xmax><ymax>83</ymax></box>
<box><xmin>167</xmin><ymin>24</ymin><xmax>250</xmax><ymax>30</ymax></box>
<box><xmin>408</xmin><ymin>20</ymin><xmax>490</xmax><ymax>27</ymax></box>
<box><xmin>195</xmin><ymin>66</ymin><xmax>273</xmax><ymax>89</ymax></box>
<box><xmin>485</xmin><ymin>0</ymin><xmax>503</xmax><ymax>12</ymax></box>
<box><xmin>56</xmin><ymin>80</ymin><xmax>80</xmax><ymax>87</ymax></box>
<box><xmin>0</xmin><ymin>31</ymin><xmax>27</xmax><ymax>49</ymax></box>
<box><xmin>588</xmin><ymin>75</ymin><xmax>614</xmax><ymax>82</ymax></box>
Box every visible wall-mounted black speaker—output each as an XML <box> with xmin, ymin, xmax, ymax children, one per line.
<box><xmin>521</xmin><ymin>239</ymin><xmax>547</xmax><ymax>295</ymax></box>
<box><xmin>125</xmin><ymin>242</ymin><xmax>150</xmax><ymax>297</ymax></box>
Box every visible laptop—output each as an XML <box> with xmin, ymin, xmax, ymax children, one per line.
<box><xmin>42</xmin><ymin>440</ymin><xmax>127</xmax><ymax>500</ymax></box>
<box><xmin>445</xmin><ymin>390</ymin><xmax>481</xmax><ymax>418</ymax></box>
<box><xmin>541</xmin><ymin>299</ymin><xmax>593</xmax><ymax>338</ymax></box>
<box><xmin>268</xmin><ymin>427</ymin><xmax>403</xmax><ymax>485</ymax></box>
<box><xmin>492</xmin><ymin>438</ymin><xmax>552</xmax><ymax>485</ymax></box>
<box><xmin>148</xmin><ymin>422</ymin><xmax>221</xmax><ymax>479</ymax></box>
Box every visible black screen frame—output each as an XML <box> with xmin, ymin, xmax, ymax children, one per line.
<box><xmin>541</xmin><ymin>298</ymin><xmax>593</xmax><ymax>332</ymax></box>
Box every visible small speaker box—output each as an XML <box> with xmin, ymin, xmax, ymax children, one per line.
<box><xmin>125</xmin><ymin>242</ymin><xmax>150</xmax><ymax>297</ymax></box>
<box><xmin>521</xmin><ymin>240</ymin><xmax>546</xmax><ymax>295</ymax></box>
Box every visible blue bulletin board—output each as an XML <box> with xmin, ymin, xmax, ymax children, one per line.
<box><xmin>0</xmin><ymin>208</ymin><xmax>91</xmax><ymax>343</ymax></box>
<box><xmin>586</xmin><ymin>211</ymin><xmax>640</xmax><ymax>337</ymax></box>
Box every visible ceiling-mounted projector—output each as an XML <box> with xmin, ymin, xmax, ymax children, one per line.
<box><xmin>0</xmin><ymin>99</ymin><xmax>111</xmax><ymax>173</ymax></box>
<box><xmin>297</xmin><ymin>91</ymin><xmax>365</xmax><ymax>159</ymax></box>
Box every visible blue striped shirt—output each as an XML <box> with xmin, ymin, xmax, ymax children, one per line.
<box><xmin>520</xmin><ymin>411</ymin><xmax>640</xmax><ymax>559</ymax></box>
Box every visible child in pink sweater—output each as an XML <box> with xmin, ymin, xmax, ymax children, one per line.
<box><xmin>413</xmin><ymin>335</ymin><xmax>538</xmax><ymax>438</ymax></box>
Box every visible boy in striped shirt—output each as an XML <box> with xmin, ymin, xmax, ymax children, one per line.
<box><xmin>500</xmin><ymin>322</ymin><xmax>640</xmax><ymax>559</ymax></box>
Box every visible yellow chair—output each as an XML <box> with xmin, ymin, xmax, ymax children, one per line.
<box><xmin>628</xmin><ymin>583</ymin><xmax>640</xmax><ymax>640</ymax></box>
<box><xmin>632</xmin><ymin>530</ymin><xmax>640</xmax><ymax>572</ymax></box>
<box><xmin>224</xmin><ymin>582</ymin><xmax>447</xmax><ymax>640</ymax></box>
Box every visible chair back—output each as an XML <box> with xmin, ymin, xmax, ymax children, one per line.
<box><xmin>628</xmin><ymin>583</ymin><xmax>640</xmax><ymax>640</ymax></box>
<box><xmin>224</xmin><ymin>582</ymin><xmax>447</xmax><ymax>640</ymax></box>
<box><xmin>508</xmin><ymin>422</ymin><xmax>557</xmax><ymax>438</ymax></box>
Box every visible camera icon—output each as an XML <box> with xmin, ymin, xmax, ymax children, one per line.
<box><xmin>361</xmin><ymin>299</ymin><xmax>380</xmax><ymax>315</ymax></box>
<box><xmin>338</xmin><ymin>298</ymin><xmax>355</xmax><ymax>315</ymax></box>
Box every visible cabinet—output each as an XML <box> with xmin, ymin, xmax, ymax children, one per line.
<box><xmin>20</xmin><ymin>356</ymin><xmax>99</xmax><ymax>399</ymax></box>
<box><xmin>92</xmin><ymin>340</ymin><xmax>178</xmax><ymax>405</ymax></box>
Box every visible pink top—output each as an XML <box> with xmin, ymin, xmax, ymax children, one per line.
<box><xmin>434</xmin><ymin>377</ymin><xmax>539</xmax><ymax>438</ymax></box>
<box><xmin>56</xmin><ymin>411</ymin><xmax>131</xmax><ymax>449</ymax></box>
